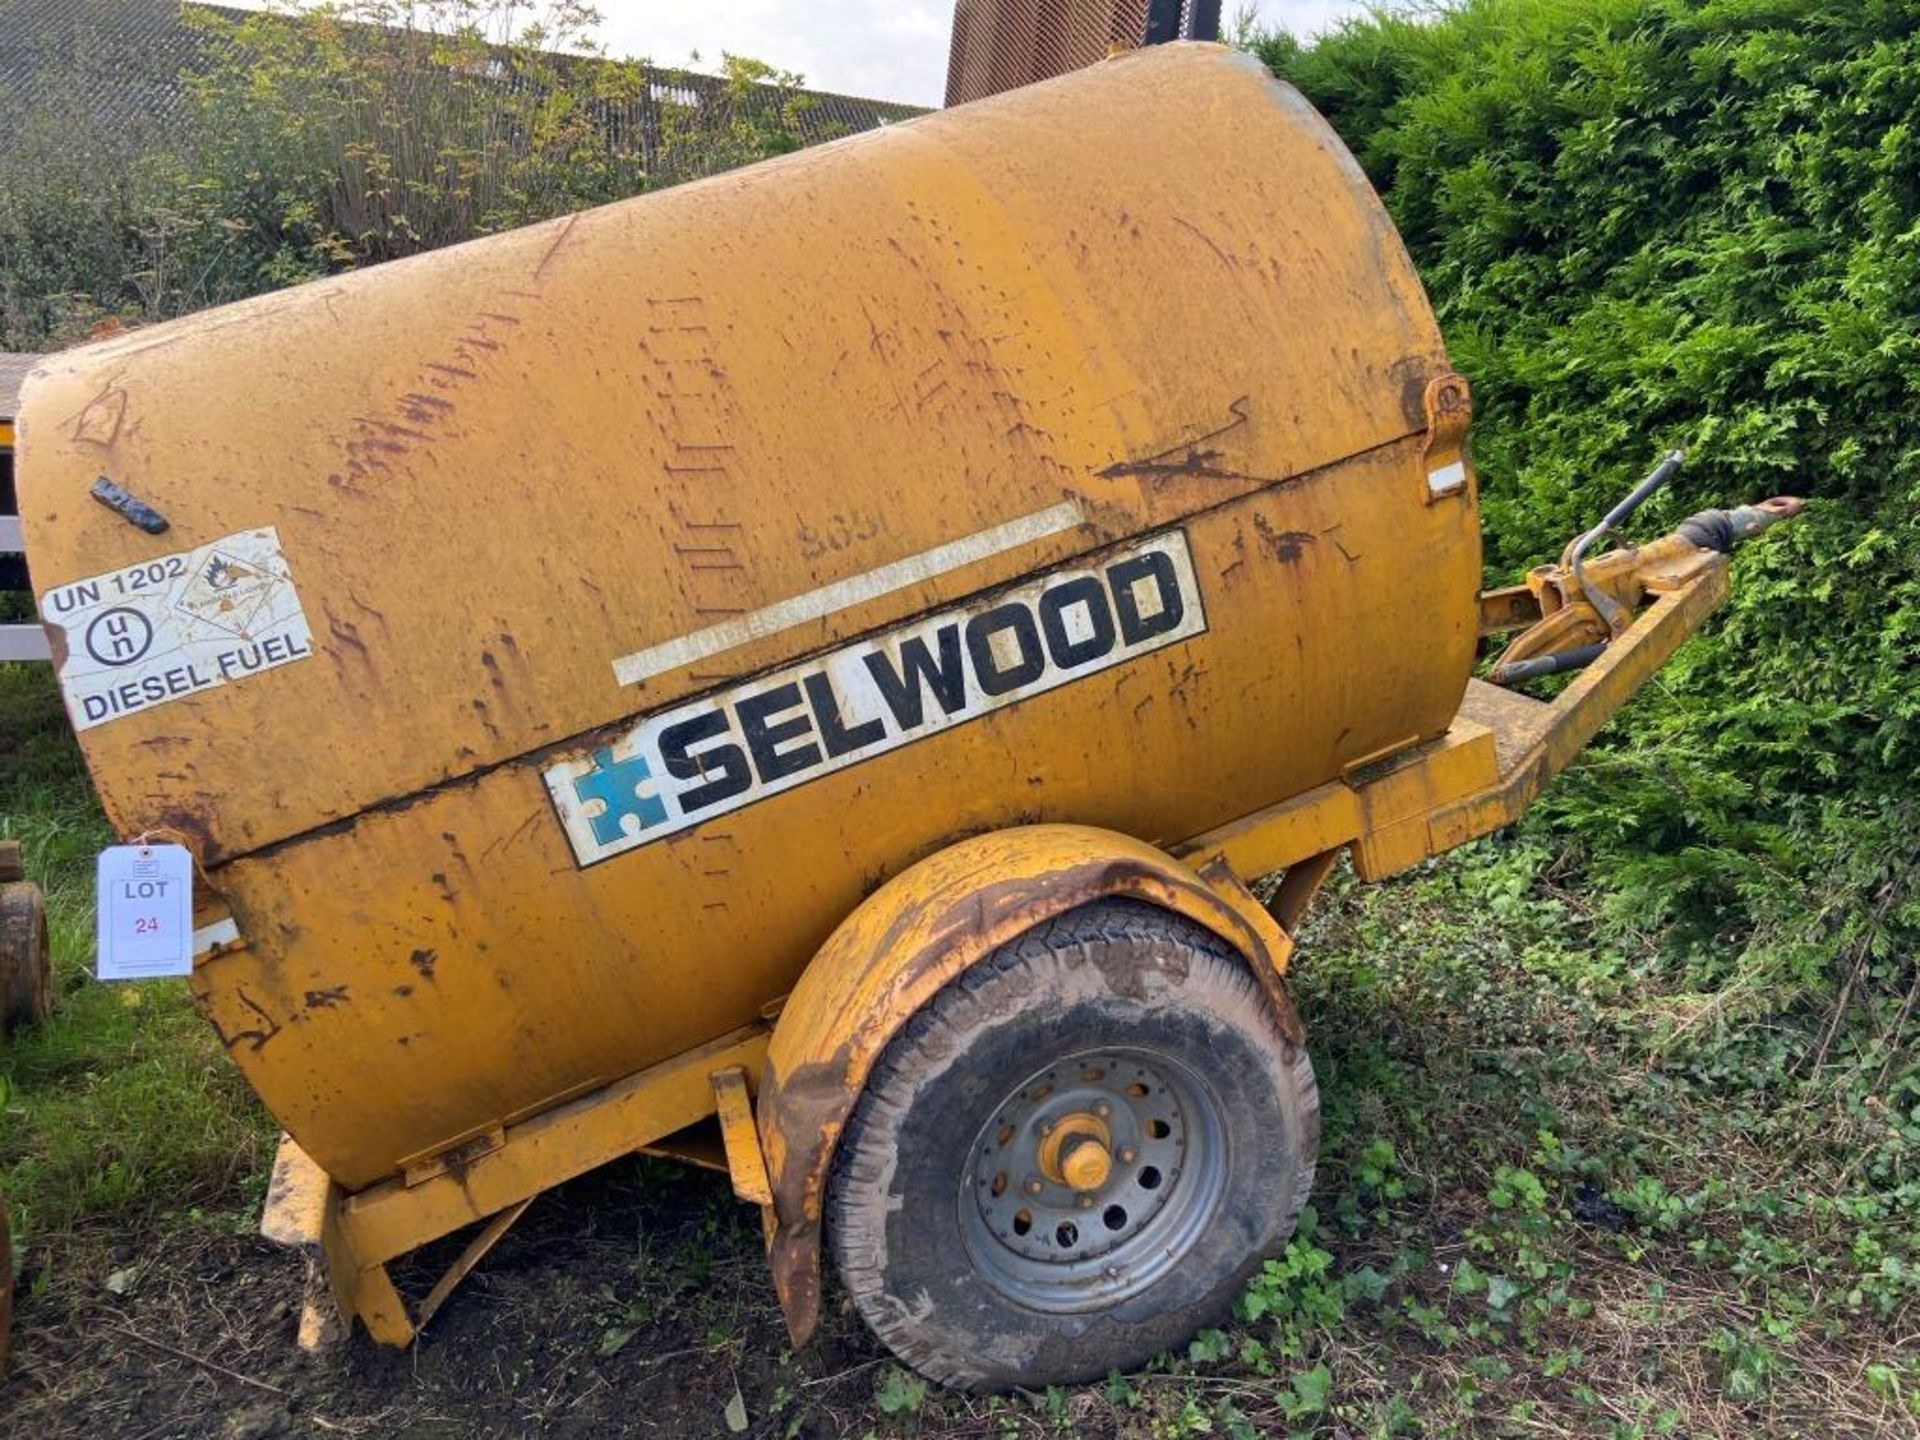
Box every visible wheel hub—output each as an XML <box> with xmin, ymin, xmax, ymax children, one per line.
<box><xmin>1036</xmin><ymin>1111</ymin><xmax>1113</xmax><ymax>1191</ymax></box>
<box><xmin>962</xmin><ymin>1047</ymin><xmax>1225</xmax><ymax>1310</ymax></box>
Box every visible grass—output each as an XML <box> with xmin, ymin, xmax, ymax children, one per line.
<box><xmin>1259</xmin><ymin>850</ymin><xmax>1920</xmax><ymax>1437</ymax></box>
<box><xmin>827</xmin><ymin>849</ymin><xmax>1920</xmax><ymax>1436</ymax></box>
<box><xmin>2</xmin><ymin>656</ymin><xmax>1916</xmax><ymax>1436</ymax></box>
<box><xmin>0</xmin><ymin>662</ymin><xmax>272</xmax><ymax>1267</ymax></box>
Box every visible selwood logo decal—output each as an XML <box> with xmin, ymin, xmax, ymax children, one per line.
<box><xmin>546</xmin><ymin>529</ymin><xmax>1207</xmax><ymax>867</ymax></box>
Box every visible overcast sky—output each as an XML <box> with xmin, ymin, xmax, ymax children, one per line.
<box><xmin>584</xmin><ymin>1</ymin><xmax>1374</xmax><ymax>105</ymax></box>
<box><xmin>221</xmin><ymin>1</ymin><xmax>1379</xmax><ymax>105</ymax></box>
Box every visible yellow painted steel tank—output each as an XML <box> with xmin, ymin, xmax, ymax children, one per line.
<box><xmin>16</xmin><ymin>43</ymin><xmax>1479</xmax><ymax>1190</ymax></box>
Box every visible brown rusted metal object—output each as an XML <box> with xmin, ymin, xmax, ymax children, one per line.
<box><xmin>0</xmin><ymin>877</ymin><xmax>51</xmax><ymax>1033</ymax></box>
<box><xmin>1419</xmin><ymin>372</ymin><xmax>1474</xmax><ymax>504</ymax></box>
<box><xmin>947</xmin><ymin>0</ymin><xmax>1152</xmax><ymax>106</ymax></box>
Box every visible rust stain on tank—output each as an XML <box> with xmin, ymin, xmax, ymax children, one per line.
<box><xmin>1254</xmin><ymin>514</ymin><xmax>1316</xmax><ymax>563</ymax></box>
<box><xmin>1097</xmin><ymin>397</ymin><xmax>1272</xmax><ymax>484</ymax></box>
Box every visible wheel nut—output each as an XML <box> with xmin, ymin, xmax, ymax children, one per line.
<box><xmin>1057</xmin><ymin>1133</ymin><xmax>1113</xmax><ymax>1191</ymax></box>
<box><xmin>1025</xmin><ymin>1177</ymin><xmax>1043</xmax><ymax>1195</ymax></box>
<box><xmin>1077</xmin><ymin>1193</ymin><xmax>1094</xmax><ymax>1209</ymax></box>
<box><xmin>1118</xmin><ymin>1148</ymin><xmax>1136</xmax><ymax>1164</ymax></box>
<box><xmin>1093</xmin><ymin>1101</ymin><xmax>1110</xmax><ymax>1118</ymax></box>
<box><xmin>1037</xmin><ymin>1118</ymin><xmax>1054</xmax><ymax>1136</ymax></box>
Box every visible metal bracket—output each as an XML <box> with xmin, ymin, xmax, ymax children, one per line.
<box><xmin>261</xmin><ymin>1130</ymin><xmax>536</xmax><ymax>1350</ymax></box>
<box><xmin>403</xmin><ymin>1126</ymin><xmax>506</xmax><ymax>1188</ymax></box>
<box><xmin>711</xmin><ymin>1066</ymin><xmax>774</xmax><ymax>1206</ymax></box>
<box><xmin>1419</xmin><ymin>373</ymin><xmax>1474</xmax><ymax>504</ymax></box>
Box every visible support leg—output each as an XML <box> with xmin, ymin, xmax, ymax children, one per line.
<box><xmin>1272</xmin><ymin>848</ymin><xmax>1340</xmax><ymax>934</ymax></box>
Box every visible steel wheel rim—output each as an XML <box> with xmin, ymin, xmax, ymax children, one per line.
<box><xmin>960</xmin><ymin>1046</ymin><xmax>1228</xmax><ymax>1312</ymax></box>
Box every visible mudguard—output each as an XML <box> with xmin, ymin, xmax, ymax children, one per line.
<box><xmin>755</xmin><ymin>823</ymin><xmax>1302</xmax><ymax>1344</ymax></box>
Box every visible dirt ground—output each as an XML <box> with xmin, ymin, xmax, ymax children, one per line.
<box><xmin>5</xmin><ymin>1160</ymin><xmax>893</xmax><ymax>1439</ymax></box>
<box><xmin>11</xmin><ymin>1069</ymin><xmax>1920</xmax><ymax>1440</ymax></box>
<box><xmin>11</xmin><ymin>1146</ymin><xmax>1913</xmax><ymax>1440</ymax></box>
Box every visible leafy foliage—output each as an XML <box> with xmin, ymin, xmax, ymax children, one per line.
<box><xmin>0</xmin><ymin>1</ymin><xmax>829</xmax><ymax>348</ymax></box>
<box><xmin>1260</xmin><ymin>0</ymin><xmax>1920</xmax><ymax>1037</ymax></box>
<box><xmin>1238</xmin><ymin>8</ymin><xmax>1920</xmax><ymax>1428</ymax></box>
<box><xmin>0</xmin><ymin>87</ymin><xmax>186</xmax><ymax>347</ymax></box>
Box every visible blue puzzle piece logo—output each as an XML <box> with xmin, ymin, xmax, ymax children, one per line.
<box><xmin>571</xmin><ymin>746</ymin><xmax>668</xmax><ymax>846</ymax></box>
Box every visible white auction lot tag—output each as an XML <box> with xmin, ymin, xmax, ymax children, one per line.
<box><xmin>96</xmin><ymin>844</ymin><xmax>194</xmax><ymax>980</ymax></box>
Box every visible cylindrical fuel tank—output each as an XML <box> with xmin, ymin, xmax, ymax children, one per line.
<box><xmin>17</xmin><ymin>42</ymin><xmax>1480</xmax><ymax>1188</ymax></box>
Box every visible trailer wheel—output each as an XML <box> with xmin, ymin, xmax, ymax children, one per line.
<box><xmin>827</xmin><ymin>899</ymin><xmax>1318</xmax><ymax>1390</ymax></box>
<box><xmin>0</xmin><ymin>880</ymin><xmax>50</xmax><ymax>1034</ymax></box>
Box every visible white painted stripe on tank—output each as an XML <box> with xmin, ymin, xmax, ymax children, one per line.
<box><xmin>612</xmin><ymin>501</ymin><xmax>1088</xmax><ymax>687</ymax></box>
<box><xmin>193</xmin><ymin>918</ymin><xmax>241</xmax><ymax>956</ymax></box>
<box><xmin>0</xmin><ymin>625</ymin><xmax>51</xmax><ymax>663</ymax></box>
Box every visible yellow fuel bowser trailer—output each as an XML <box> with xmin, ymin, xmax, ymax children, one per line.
<box><xmin>14</xmin><ymin>44</ymin><xmax>1798</xmax><ymax>1388</ymax></box>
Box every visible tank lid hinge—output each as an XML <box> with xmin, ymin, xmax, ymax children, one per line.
<box><xmin>1419</xmin><ymin>372</ymin><xmax>1474</xmax><ymax>504</ymax></box>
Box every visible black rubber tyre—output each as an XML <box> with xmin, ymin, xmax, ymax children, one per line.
<box><xmin>827</xmin><ymin>899</ymin><xmax>1318</xmax><ymax>1390</ymax></box>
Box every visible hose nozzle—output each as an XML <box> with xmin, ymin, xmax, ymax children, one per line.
<box><xmin>1677</xmin><ymin>495</ymin><xmax>1806</xmax><ymax>553</ymax></box>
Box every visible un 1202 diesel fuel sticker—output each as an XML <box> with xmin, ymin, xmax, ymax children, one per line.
<box><xmin>39</xmin><ymin>527</ymin><xmax>314</xmax><ymax>732</ymax></box>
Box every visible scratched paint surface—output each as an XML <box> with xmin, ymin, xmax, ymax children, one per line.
<box><xmin>190</xmin><ymin>445</ymin><xmax>1478</xmax><ymax>1188</ymax></box>
<box><xmin>17</xmin><ymin>43</ymin><xmax>1449</xmax><ymax>863</ymax></box>
<box><xmin>17</xmin><ymin>44</ymin><xmax>1480</xmax><ymax>1188</ymax></box>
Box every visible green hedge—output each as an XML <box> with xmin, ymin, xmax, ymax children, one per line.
<box><xmin>1260</xmin><ymin>0</ymin><xmax>1919</xmax><ymax>1018</ymax></box>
